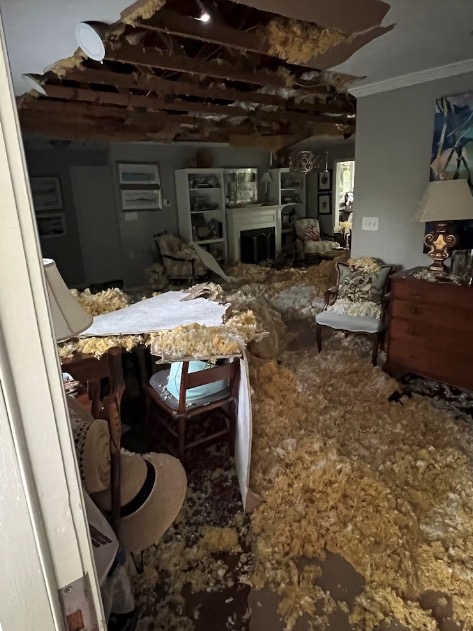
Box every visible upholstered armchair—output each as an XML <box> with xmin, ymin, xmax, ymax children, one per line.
<box><xmin>295</xmin><ymin>218</ymin><xmax>336</xmax><ymax>262</ymax></box>
<box><xmin>154</xmin><ymin>233</ymin><xmax>207</xmax><ymax>281</ymax></box>
<box><xmin>315</xmin><ymin>258</ymin><xmax>395</xmax><ymax>365</ymax></box>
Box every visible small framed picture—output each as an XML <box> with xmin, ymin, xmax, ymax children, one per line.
<box><xmin>318</xmin><ymin>170</ymin><xmax>332</xmax><ymax>191</ymax></box>
<box><xmin>30</xmin><ymin>177</ymin><xmax>63</xmax><ymax>212</ymax></box>
<box><xmin>121</xmin><ymin>189</ymin><xmax>162</xmax><ymax>211</ymax></box>
<box><xmin>318</xmin><ymin>193</ymin><xmax>332</xmax><ymax>215</ymax></box>
<box><xmin>118</xmin><ymin>163</ymin><xmax>160</xmax><ymax>186</ymax></box>
<box><xmin>37</xmin><ymin>213</ymin><xmax>66</xmax><ymax>238</ymax></box>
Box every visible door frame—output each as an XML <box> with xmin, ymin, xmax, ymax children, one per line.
<box><xmin>0</xmin><ymin>13</ymin><xmax>105</xmax><ymax>631</ymax></box>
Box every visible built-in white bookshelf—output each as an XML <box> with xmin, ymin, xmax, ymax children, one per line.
<box><xmin>175</xmin><ymin>168</ymin><xmax>227</xmax><ymax>264</ymax></box>
<box><xmin>268</xmin><ymin>168</ymin><xmax>307</xmax><ymax>219</ymax></box>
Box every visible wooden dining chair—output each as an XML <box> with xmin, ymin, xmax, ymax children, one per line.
<box><xmin>144</xmin><ymin>358</ymin><xmax>241</xmax><ymax>463</ymax></box>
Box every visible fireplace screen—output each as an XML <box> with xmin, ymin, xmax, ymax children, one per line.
<box><xmin>240</xmin><ymin>227</ymin><xmax>275</xmax><ymax>264</ymax></box>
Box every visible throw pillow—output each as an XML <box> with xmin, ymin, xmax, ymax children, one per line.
<box><xmin>304</xmin><ymin>225</ymin><xmax>320</xmax><ymax>242</ymax></box>
<box><xmin>327</xmin><ymin>258</ymin><xmax>391</xmax><ymax>319</ymax></box>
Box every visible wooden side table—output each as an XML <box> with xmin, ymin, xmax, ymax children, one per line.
<box><xmin>62</xmin><ymin>347</ymin><xmax>125</xmax><ymax>533</ymax></box>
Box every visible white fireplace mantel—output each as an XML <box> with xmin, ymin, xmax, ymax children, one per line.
<box><xmin>226</xmin><ymin>205</ymin><xmax>285</xmax><ymax>264</ymax></box>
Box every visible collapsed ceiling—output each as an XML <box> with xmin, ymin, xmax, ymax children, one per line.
<box><xmin>16</xmin><ymin>0</ymin><xmax>391</xmax><ymax>149</ymax></box>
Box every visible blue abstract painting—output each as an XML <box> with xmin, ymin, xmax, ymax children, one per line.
<box><xmin>427</xmin><ymin>91</ymin><xmax>473</xmax><ymax>249</ymax></box>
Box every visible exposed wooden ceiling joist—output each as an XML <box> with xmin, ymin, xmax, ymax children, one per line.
<box><xmin>18</xmin><ymin>0</ymin><xmax>358</xmax><ymax>147</ymax></box>
<box><xmin>42</xmin><ymin>84</ymin><xmax>351</xmax><ymax>127</ymax></box>
<box><xmin>23</xmin><ymin>98</ymin><xmax>298</xmax><ymax>136</ymax></box>
<box><xmin>64</xmin><ymin>68</ymin><xmax>353</xmax><ymax>114</ymax></box>
<box><xmin>136</xmin><ymin>9</ymin><xmax>273</xmax><ymax>57</ymax></box>
<box><xmin>105</xmin><ymin>43</ymin><xmax>316</xmax><ymax>89</ymax></box>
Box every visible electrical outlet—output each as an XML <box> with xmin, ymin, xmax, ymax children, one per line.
<box><xmin>362</xmin><ymin>216</ymin><xmax>379</xmax><ymax>231</ymax></box>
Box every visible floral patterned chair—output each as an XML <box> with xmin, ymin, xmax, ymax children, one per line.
<box><xmin>154</xmin><ymin>233</ymin><xmax>207</xmax><ymax>281</ymax></box>
<box><xmin>315</xmin><ymin>257</ymin><xmax>395</xmax><ymax>365</ymax></box>
<box><xmin>294</xmin><ymin>218</ymin><xmax>336</xmax><ymax>262</ymax></box>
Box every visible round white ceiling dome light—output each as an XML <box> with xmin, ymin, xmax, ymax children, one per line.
<box><xmin>75</xmin><ymin>22</ymin><xmax>106</xmax><ymax>61</ymax></box>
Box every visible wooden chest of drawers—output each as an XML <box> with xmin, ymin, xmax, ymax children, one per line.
<box><xmin>385</xmin><ymin>268</ymin><xmax>473</xmax><ymax>391</ymax></box>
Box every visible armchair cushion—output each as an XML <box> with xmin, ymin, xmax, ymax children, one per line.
<box><xmin>304</xmin><ymin>240</ymin><xmax>334</xmax><ymax>255</ymax></box>
<box><xmin>295</xmin><ymin>218</ymin><xmax>335</xmax><ymax>256</ymax></box>
<box><xmin>158</xmin><ymin>233</ymin><xmax>182</xmax><ymax>257</ymax></box>
<box><xmin>315</xmin><ymin>310</ymin><xmax>383</xmax><ymax>334</ymax></box>
<box><xmin>295</xmin><ymin>218</ymin><xmax>320</xmax><ymax>242</ymax></box>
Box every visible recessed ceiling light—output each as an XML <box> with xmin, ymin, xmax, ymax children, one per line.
<box><xmin>22</xmin><ymin>73</ymin><xmax>47</xmax><ymax>96</ymax></box>
<box><xmin>75</xmin><ymin>22</ymin><xmax>105</xmax><ymax>61</ymax></box>
<box><xmin>197</xmin><ymin>11</ymin><xmax>211</xmax><ymax>22</ymax></box>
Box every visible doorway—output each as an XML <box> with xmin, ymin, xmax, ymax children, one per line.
<box><xmin>334</xmin><ymin>160</ymin><xmax>355</xmax><ymax>229</ymax></box>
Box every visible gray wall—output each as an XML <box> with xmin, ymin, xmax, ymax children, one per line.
<box><xmin>109</xmin><ymin>143</ymin><xmax>270</xmax><ymax>287</ymax></box>
<box><xmin>351</xmin><ymin>71</ymin><xmax>473</xmax><ymax>268</ymax></box>
<box><xmin>25</xmin><ymin>141</ymin><xmax>109</xmax><ymax>287</ymax></box>
<box><xmin>303</xmin><ymin>143</ymin><xmax>356</xmax><ymax>234</ymax></box>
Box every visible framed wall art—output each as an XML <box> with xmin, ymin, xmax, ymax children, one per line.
<box><xmin>37</xmin><ymin>213</ymin><xmax>66</xmax><ymax>239</ymax></box>
<box><xmin>121</xmin><ymin>189</ymin><xmax>161</xmax><ymax>211</ymax></box>
<box><xmin>118</xmin><ymin>163</ymin><xmax>160</xmax><ymax>186</ymax></box>
<box><xmin>318</xmin><ymin>193</ymin><xmax>332</xmax><ymax>215</ymax></box>
<box><xmin>427</xmin><ymin>90</ymin><xmax>473</xmax><ymax>251</ymax></box>
<box><xmin>30</xmin><ymin>177</ymin><xmax>63</xmax><ymax>212</ymax></box>
<box><xmin>318</xmin><ymin>169</ymin><xmax>332</xmax><ymax>191</ymax></box>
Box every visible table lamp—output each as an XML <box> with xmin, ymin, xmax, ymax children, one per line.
<box><xmin>261</xmin><ymin>171</ymin><xmax>272</xmax><ymax>204</ymax></box>
<box><xmin>43</xmin><ymin>259</ymin><xmax>92</xmax><ymax>341</ymax></box>
<box><xmin>416</xmin><ymin>179</ymin><xmax>473</xmax><ymax>274</ymax></box>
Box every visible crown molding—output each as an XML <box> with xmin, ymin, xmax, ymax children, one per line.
<box><xmin>349</xmin><ymin>59</ymin><xmax>473</xmax><ymax>98</ymax></box>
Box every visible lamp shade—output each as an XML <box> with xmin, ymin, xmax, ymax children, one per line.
<box><xmin>43</xmin><ymin>259</ymin><xmax>92</xmax><ymax>341</ymax></box>
<box><xmin>416</xmin><ymin>179</ymin><xmax>473</xmax><ymax>222</ymax></box>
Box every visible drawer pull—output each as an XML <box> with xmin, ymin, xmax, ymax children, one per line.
<box><xmin>409</xmin><ymin>305</ymin><xmax>422</xmax><ymax>315</ymax></box>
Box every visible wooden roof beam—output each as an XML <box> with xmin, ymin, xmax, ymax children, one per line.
<box><xmin>105</xmin><ymin>43</ymin><xmax>318</xmax><ymax>90</ymax></box>
<box><xmin>63</xmin><ymin>68</ymin><xmax>351</xmax><ymax>113</ymax></box>
<box><xmin>137</xmin><ymin>10</ymin><xmax>269</xmax><ymax>57</ymax></box>
<box><xmin>41</xmin><ymin>85</ymin><xmax>352</xmax><ymax>126</ymax></box>
<box><xmin>20</xmin><ymin>111</ymin><xmax>293</xmax><ymax>145</ymax></box>
<box><xmin>24</xmin><ymin>99</ymin><xmax>297</xmax><ymax>137</ymax></box>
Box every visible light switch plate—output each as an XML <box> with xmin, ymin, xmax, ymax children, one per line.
<box><xmin>362</xmin><ymin>216</ymin><xmax>379</xmax><ymax>231</ymax></box>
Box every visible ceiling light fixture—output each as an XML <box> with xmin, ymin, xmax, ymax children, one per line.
<box><xmin>75</xmin><ymin>21</ymin><xmax>106</xmax><ymax>61</ymax></box>
<box><xmin>289</xmin><ymin>150</ymin><xmax>329</xmax><ymax>174</ymax></box>
<box><xmin>195</xmin><ymin>0</ymin><xmax>211</xmax><ymax>22</ymax></box>
<box><xmin>22</xmin><ymin>73</ymin><xmax>48</xmax><ymax>96</ymax></box>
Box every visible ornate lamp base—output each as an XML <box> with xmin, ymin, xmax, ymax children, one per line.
<box><xmin>424</xmin><ymin>221</ymin><xmax>456</xmax><ymax>275</ymax></box>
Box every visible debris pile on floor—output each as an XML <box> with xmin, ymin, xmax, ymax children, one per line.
<box><xmin>249</xmin><ymin>335</ymin><xmax>473</xmax><ymax>630</ymax></box>
<box><xmin>132</xmin><ymin>448</ymin><xmax>252</xmax><ymax>631</ymax></box>
<box><xmin>225</xmin><ymin>257</ymin><xmax>341</xmax><ymax>322</ymax></box>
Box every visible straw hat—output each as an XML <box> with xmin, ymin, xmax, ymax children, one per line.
<box><xmin>93</xmin><ymin>450</ymin><xmax>187</xmax><ymax>554</ymax></box>
<box><xmin>67</xmin><ymin>396</ymin><xmax>111</xmax><ymax>493</ymax></box>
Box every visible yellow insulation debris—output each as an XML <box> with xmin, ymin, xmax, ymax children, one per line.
<box><xmin>70</xmin><ymin>287</ymin><xmax>130</xmax><ymax>316</ymax></box>
<box><xmin>121</xmin><ymin>0</ymin><xmax>167</xmax><ymax>25</ymax></box>
<box><xmin>200</xmin><ymin>527</ymin><xmax>240</xmax><ymax>554</ymax></box>
<box><xmin>49</xmin><ymin>49</ymin><xmax>86</xmax><ymax>79</ymax></box>
<box><xmin>249</xmin><ymin>337</ymin><xmax>473</xmax><ymax>629</ymax></box>
<box><xmin>264</xmin><ymin>17</ymin><xmax>346</xmax><ymax>65</ymax></box>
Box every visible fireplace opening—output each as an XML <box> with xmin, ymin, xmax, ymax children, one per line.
<box><xmin>240</xmin><ymin>227</ymin><xmax>275</xmax><ymax>264</ymax></box>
